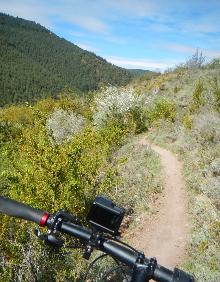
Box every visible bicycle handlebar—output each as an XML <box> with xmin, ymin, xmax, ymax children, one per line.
<box><xmin>59</xmin><ymin>221</ymin><xmax>194</xmax><ymax>282</ymax></box>
<box><xmin>0</xmin><ymin>196</ymin><xmax>195</xmax><ymax>282</ymax></box>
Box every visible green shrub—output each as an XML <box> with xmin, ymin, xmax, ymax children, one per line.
<box><xmin>190</xmin><ymin>80</ymin><xmax>204</xmax><ymax>113</ymax></box>
<box><xmin>129</xmin><ymin>106</ymin><xmax>148</xmax><ymax>133</ymax></box>
<box><xmin>206</xmin><ymin>58</ymin><xmax>220</xmax><ymax>69</ymax></box>
<box><xmin>146</xmin><ymin>98</ymin><xmax>177</xmax><ymax>125</ymax></box>
<box><xmin>211</xmin><ymin>77</ymin><xmax>220</xmax><ymax>111</ymax></box>
<box><xmin>182</xmin><ymin>113</ymin><xmax>193</xmax><ymax>129</ymax></box>
<box><xmin>173</xmin><ymin>85</ymin><xmax>180</xmax><ymax>93</ymax></box>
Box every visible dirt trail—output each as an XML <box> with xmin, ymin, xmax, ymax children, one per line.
<box><xmin>130</xmin><ymin>137</ymin><xmax>189</xmax><ymax>269</ymax></box>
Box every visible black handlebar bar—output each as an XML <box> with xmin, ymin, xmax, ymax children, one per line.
<box><xmin>59</xmin><ymin>221</ymin><xmax>194</xmax><ymax>282</ymax></box>
<box><xmin>0</xmin><ymin>196</ymin><xmax>195</xmax><ymax>282</ymax></box>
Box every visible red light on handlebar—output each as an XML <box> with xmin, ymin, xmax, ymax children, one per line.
<box><xmin>40</xmin><ymin>212</ymin><xmax>49</xmax><ymax>227</ymax></box>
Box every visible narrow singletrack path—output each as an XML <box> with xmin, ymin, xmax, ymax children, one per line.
<box><xmin>130</xmin><ymin>137</ymin><xmax>190</xmax><ymax>268</ymax></box>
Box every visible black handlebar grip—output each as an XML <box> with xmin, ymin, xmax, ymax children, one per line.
<box><xmin>0</xmin><ymin>196</ymin><xmax>49</xmax><ymax>226</ymax></box>
<box><xmin>172</xmin><ymin>268</ymin><xmax>195</xmax><ymax>282</ymax></box>
<box><xmin>153</xmin><ymin>265</ymin><xmax>195</xmax><ymax>282</ymax></box>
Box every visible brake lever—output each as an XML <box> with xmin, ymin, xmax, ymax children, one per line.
<box><xmin>34</xmin><ymin>209</ymin><xmax>81</xmax><ymax>248</ymax></box>
<box><xmin>34</xmin><ymin>229</ymin><xmax>64</xmax><ymax>247</ymax></box>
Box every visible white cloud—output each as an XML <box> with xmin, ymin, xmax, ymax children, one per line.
<box><xmin>2</xmin><ymin>0</ymin><xmax>220</xmax><ymax>37</ymax></box>
<box><xmin>75</xmin><ymin>42</ymin><xmax>100</xmax><ymax>53</ymax></box>
<box><xmin>184</xmin><ymin>22</ymin><xmax>219</xmax><ymax>33</ymax></box>
<box><xmin>64</xmin><ymin>15</ymin><xmax>109</xmax><ymax>33</ymax></box>
<box><xmin>105</xmin><ymin>56</ymin><xmax>178</xmax><ymax>71</ymax></box>
<box><xmin>70</xmin><ymin>31</ymin><xmax>86</xmax><ymax>38</ymax></box>
<box><xmin>104</xmin><ymin>35</ymin><xmax>128</xmax><ymax>44</ymax></box>
<box><xmin>1</xmin><ymin>0</ymin><xmax>110</xmax><ymax>33</ymax></box>
<box><xmin>148</xmin><ymin>23</ymin><xmax>174</xmax><ymax>32</ymax></box>
<box><xmin>0</xmin><ymin>0</ymin><xmax>180</xmax><ymax>34</ymax></box>
<box><xmin>163</xmin><ymin>44</ymin><xmax>196</xmax><ymax>54</ymax></box>
<box><xmin>162</xmin><ymin>43</ymin><xmax>220</xmax><ymax>58</ymax></box>
<box><xmin>107</xmin><ymin>0</ymin><xmax>157</xmax><ymax>18</ymax></box>
<box><xmin>203</xmin><ymin>49</ymin><xmax>220</xmax><ymax>58</ymax></box>
<box><xmin>0</xmin><ymin>0</ymin><xmax>54</xmax><ymax>28</ymax></box>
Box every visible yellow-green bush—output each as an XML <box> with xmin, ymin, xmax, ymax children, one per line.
<box><xmin>190</xmin><ymin>80</ymin><xmax>204</xmax><ymax>113</ymax></box>
<box><xmin>211</xmin><ymin>77</ymin><xmax>220</xmax><ymax>111</ymax></box>
<box><xmin>0</xmin><ymin>97</ymin><xmax>125</xmax><ymax>281</ymax></box>
<box><xmin>146</xmin><ymin>98</ymin><xmax>177</xmax><ymax>125</ymax></box>
<box><xmin>182</xmin><ymin>113</ymin><xmax>193</xmax><ymax>129</ymax></box>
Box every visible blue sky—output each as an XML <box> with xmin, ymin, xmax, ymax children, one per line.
<box><xmin>1</xmin><ymin>0</ymin><xmax>220</xmax><ymax>71</ymax></box>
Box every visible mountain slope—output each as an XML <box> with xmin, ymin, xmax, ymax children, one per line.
<box><xmin>0</xmin><ymin>13</ymin><xmax>133</xmax><ymax>106</ymax></box>
<box><xmin>128</xmin><ymin>69</ymin><xmax>158</xmax><ymax>77</ymax></box>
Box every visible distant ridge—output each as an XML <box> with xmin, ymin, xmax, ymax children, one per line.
<box><xmin>0</xmin><ymin>13</ymin><xmax>133</xmax><ymax>106</ymax></box>
<box><xmin>127</xmin><ymin>69</ymin><xmax>159</xmax><ymax>77</ymax></box>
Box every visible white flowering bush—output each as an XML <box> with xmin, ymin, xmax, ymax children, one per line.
<box><xmin>46</xmin><ymin>109</ymin><xmax>85</xmax><ymax>144</ymax></box>
<box><xmin>93</xmin><ymin>86</ymin><xmax>147</xmax><ymax>132</ymax></box>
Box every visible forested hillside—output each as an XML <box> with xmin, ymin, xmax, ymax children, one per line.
<box><xmin>0</xmin><ymin>13</ymin><xmax>133</xmax><ymax>106</ymax></box>
<box><xmin>127</xmin><ymin>69</ymin><xmax>158</xmax><ymax>77</ymax></box>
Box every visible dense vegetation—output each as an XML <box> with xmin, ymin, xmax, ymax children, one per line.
<box><xmin>0</xmin><ymin>84</ymin><xmax>157</xmax><ymax>280</ymax></box>
<box><xmin>0</xmin><ymin>13</ymin><xmax>133</xmax><ymax>106</ymax></box>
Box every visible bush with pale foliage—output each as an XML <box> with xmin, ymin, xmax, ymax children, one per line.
<box><xmin>46</xmin><ymin>109</ymin><xmax>85</xmax><ymax>144</ymax></box>
<box><xmin>93</xmin><ymin>86</ymin><xmax>147</xmax><ymax>128</ymax></box>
